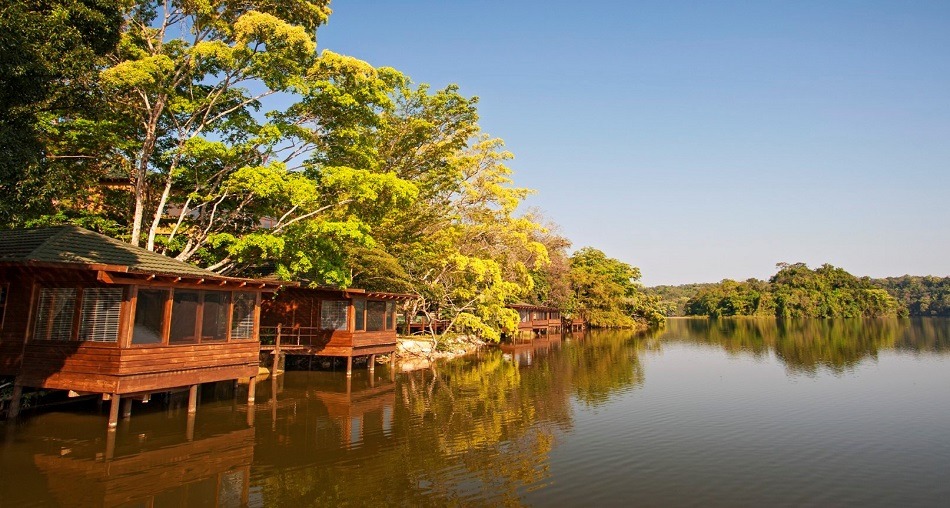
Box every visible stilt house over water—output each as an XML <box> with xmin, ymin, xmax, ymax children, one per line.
<box><xmin>260</xmin><ymin>287</ymin><xmax>417</xmax><ymax>376</ymax></box>
<box><xmin>0</xmin><ymin>226</ymin><xmax>286</xmax><ymax>425</ymax></box>
<box><xmin>509</xmin><ymin>303</ymin><xmax>564</xmax><ymax>338</ymax></box>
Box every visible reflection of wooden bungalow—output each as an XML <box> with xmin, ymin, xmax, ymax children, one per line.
<box><xmin>33</xmin><ymin>427</ymin><xmax>255</xmax><ymax>507</ymax></box>
<box><xmin>509</xmin><ymin>303</ymin><xmax>563</xmax><ymax>338</ymax></box>
<box><xmin>0</xmin><ymin>226</ymin><xmax>286</xmax><ymax>426</ymax></box>
<box><xmin>253</xmin><ymin>371</ymin><xmax>397</xmax><ymax>469</ymax></box>
<box><xmin>563</xmin><ymin>315</ymin><xmax>588</xmax><ymax>333</ymax></box>
<box><xmin>500</xmin><ymin>333</ymin><xmax>562</xmax><ymax>366</ymax></box>
<box><xmin>260</xmin><ymin>287</ymin><xmax>416</xmax><ymax>376</ymax></box>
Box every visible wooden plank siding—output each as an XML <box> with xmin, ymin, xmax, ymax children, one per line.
<box><xmin>1</xmin><ymin>264</ymin><xmax>275</xmax><ymax>405</ymax></box>
<box><xmin>260</xmin><ymin>287</ymin><xmax>412</xmax><ymax>359</ymax></box>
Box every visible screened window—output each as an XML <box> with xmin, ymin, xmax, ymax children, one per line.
<box><xmin>366</xmin><ymin>301</ymin><xmax>386</xmax><ymax>332</ymax></box>
<box><xmin>386</xmin><ymin>301</ymin><xmax>395</xmax><ymax>330</ymax></box>
<box><xmin>321</xmin><ymin>300</ymin><xmax>348</xmax><ymax>331</ymax></box>
<box><xmin>169</xmin><ymin>290</ymin><xmax>200</xmax><ymax>344</ymax></box>
<box><xmin>0</xmin><ymin>283</ymin><xmax>7</xmax><ymax>329</ymax></box>
<box><xmin>79</xmin><ymin>288</ymin><xmax>123</xmax><ymax>342</ymax></box>
<box><xmin>231</xmin><ymin>292</ymin><xmax>256</xmax><ymax>340</ymax></box>
<box><xmin>520</xmin><ymin>310</ymin><xmax>529</xmax><ymax>323</ymax></box>
<box><xmin>133</xmin><ymin>289</ymin><xmax>167</xmax><ymax>345</ymax></box>
<box><xmin>354</xmin><ymin>299</ymin><xmax>365</xmax><ymax>331</ymax></box>
<box><xmin>202</xmin><ymin>291</ymin><xmax>230</xmax><ymax>341</ymax></box>
<box><xmin>34</xmin><ymin>288</ymin><xmax>76</xmax><ymax>341</ymax></box>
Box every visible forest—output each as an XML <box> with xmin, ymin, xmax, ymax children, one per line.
<box><xmin>0</xmin><ymin>0</ymin><xmax>664</xmax><ymax>340</ymax></box>
<box><xmin>644</xmin><ymin>263</ymin><xmax>950</xmax><ymax>318</ymax></box>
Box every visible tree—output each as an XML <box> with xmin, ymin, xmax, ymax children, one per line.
<box><xmin>569</xmin><ymin>247</ymin><xmax>663</xmax><ymax>328</ymax></box>
<box><xmin>0</xmin><ymin>0</ymin><xmax>123</xmax><ymax>225</ymax></box>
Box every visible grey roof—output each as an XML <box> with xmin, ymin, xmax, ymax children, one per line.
<box><xmin>0</xmin><ymin>226</ymin><xmax>219</xmax><ymax>278</ymax></box>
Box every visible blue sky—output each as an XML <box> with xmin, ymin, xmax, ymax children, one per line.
<box><xmin>318</xmin><ymin>1</ymin><xmax>950</xmax><ymax>285</ymax></box>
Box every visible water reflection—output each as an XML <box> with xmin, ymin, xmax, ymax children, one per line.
<box><xmin>658</xmin><ymin>317</ymin><xmax>950</xmax><ymax>374</ymax></box>
<box><xmin>1</xmin><ymin>398</ymin><xmax>254</xmax><ymax>507</ymax></box>
<box><xmin>2</xmin><ymin>319</ymin><xmax>949</xmax><ymax>506</ymax></box>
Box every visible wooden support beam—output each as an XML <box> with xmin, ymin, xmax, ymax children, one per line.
<box><xmin>188</xmin><ymin>384</ymin><xmax>198</xmax><ymax>414</ymax></box>
<box><xmin>108</xmin><ymin>394</ymin><xmax>120</xmax><ymax>428</ymax></box>
<box><xmin>346</xmin><ymin>356</ymin><xmax>353</xmax><ymax>377</ymax></box>
<box><xmin>7</xmin><ymin>384</ymin><xmax>23</xmax><ymax>418</ymax></box>
<box><xmin>368</xmin><ymin>354</ymin><xmax>376</xmax><ymax>374</ymax></box>
<box><xmin>247</xmin><ymin>376</ymin><xmax>256</xmax><ymax>405</ymax></box>
<box><xmin>121</xmin><ymin>398</ymin><xmax>133</xmax><ymax>419</ymax></box>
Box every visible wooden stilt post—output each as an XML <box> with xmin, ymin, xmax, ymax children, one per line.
<box><xmin>186</xmin><ymin>412</ymin><xmax>195</xmax><ymax>442</ymax></box>
<box><xmin>7</xmin><ymin>383</ymin><xmax>23</xmax><ymax>418</ymax></box>
<box><xmin>105</xmin><ymin>428</ymin><xmax>116</xmax><ymax>460</ymax></box>
<box><xmin>346</xmin><ymin>356</ymin><xmax>353</xmax><ymax>377</ymax></box>
<box><xmin>247</xmin><ymin>376</ymin><xmax>256</xmax><ymax>405</ymax></box>
<box><xmin>121</xmin><ymin>398</ymin><xmax>133</xmax><ymax>419</ymax></box>
<box><xmin>368</xmin><ymin>354</ymin><xmax>376</xmax><ymax>374</ymax></box>
<box><xmin>187</xmin><ymin>384</ymin><xmax>198</xmax><ymax>414</ymax></box>
<box><xmin>108</xmin><ymin>394</ymin><xmax>121</xmax><ymax>429</ymax></box>
<box><xmin>390</xmin><ymin>352</ymin><xmax>396</xmax><ymax>382</ymax></box>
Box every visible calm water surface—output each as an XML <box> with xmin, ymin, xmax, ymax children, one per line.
<box><xmin>2</xmin><ymin>318</ymin><xmax>949</xmax><ymax>507</ymax></box>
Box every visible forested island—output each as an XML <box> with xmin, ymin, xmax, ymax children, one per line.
<box><xmin>0</xmin><ymin>0</ymin><xmax>664</xmax><ymax>340</ymax></box>
<box><xmin>645</xmin><ymin>263</ymin><xmax>950</xmax><ymax>318</ymax></box>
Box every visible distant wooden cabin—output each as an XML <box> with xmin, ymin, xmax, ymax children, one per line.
<box><xmin>508</xmin><ymin>303</ymin><xmax>563</xmax><ymax>338</ymax></box>
<box><xmin>563</xmin><ymin>315</ymin><xmax>588</xmax><ymax>332</ymax></box>
<box><xmin>0</xmin><ymin>226</ymin><xmax>286</xmax><ymax>426</ymax></box>
<box><xmin>260</xmin><ymin>287</ymin><xmax>416</xmax><ymax>376</ymax></box>
<box><xmin>406</xmin><ymin>312</ymin><xmax>449</xmax><ymax>336</ymax></box>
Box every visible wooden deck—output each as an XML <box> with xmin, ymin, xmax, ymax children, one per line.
<box><xmin>0</xmin><ymin>227</ymin><xmax>287</xmax><ymax>427</ymax></box>
<box><xmin>260</xmin><ymin>287</ymin><xmax>415</xmax><ymax>376</ymax></box>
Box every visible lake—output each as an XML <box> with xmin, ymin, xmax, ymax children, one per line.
<box><xmin>2</xmin><ymin>318</ymin><xmax>949</xmax><ymax>506</ymax></box>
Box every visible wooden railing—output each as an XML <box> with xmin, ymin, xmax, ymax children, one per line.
<box><xmin>260</xmin><ymin>325</ymin><xmax>326</xmax><ymax>347</ymax></box>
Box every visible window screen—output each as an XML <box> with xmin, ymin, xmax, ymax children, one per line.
<box><xmin>79</xmin><ymin>288</ymin><xmax>123</xmax><ymax>342</ymax></box>
<box><xmin>366</xmin><ymin>301</ymin><xmax>386</xmax><ymax>331</ymax></box>
<box><xmin>321</xmin><ymin>300</ymin><xmax>348</xmax><ymax>331</ymax></box>
<box><xmin>231</xmin><ymin>292</ymin><xmax>256</xmax><ymax>340</ymax></box>
<box><xmin>0</xmin><ymin>283</ymin><xmax>8</xmax><ymax>329</ymax></box>
<box><xmin>133</xmin><ymin>289</ymin><xmax>167</xmax><ymax>344</ymax></box>
<box><xmin>169</xmin><ymin>290</ymin><xmax>200</xmax><ymax>344</ymax></box>
<box><xmin>202</xmin><ymin>291</ymin><xmax>229</xmax><ymax>341</ymax></box>
<box><xmin>386</xmin><ymin>301</ymin><xmax>395</xmax><ymax>330</ymax></box>
<box><xmin>34</xmin><ymin>288</ymin><xmax>76</xmax><ymax>341</ymax></box>
<box><xmin>354</xmin><ymin>299</ymin><xmax>365</xmax><ymax>331</ymax></box>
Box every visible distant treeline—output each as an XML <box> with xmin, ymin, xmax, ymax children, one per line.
<box><xmin>644</xmin><ymin>264</ymin><xmax>950</xmax><ymax>318</ymax></box>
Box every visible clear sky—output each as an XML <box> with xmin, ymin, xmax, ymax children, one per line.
<box><xmin>317</xmin><ymin>0</ymin><xmax>950</xmax><ymax>285</ymax></box>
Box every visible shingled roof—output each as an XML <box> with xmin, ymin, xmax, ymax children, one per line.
<box><xmin>0</xmin><ymin>225</ymin><xmax>223</xmax><ymax>278</ymax></box>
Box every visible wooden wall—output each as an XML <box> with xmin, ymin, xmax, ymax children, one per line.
<box><xmin>18</xmin><ymin>341</ymin><xmax>259</xmax><ymax>394</ymax></box>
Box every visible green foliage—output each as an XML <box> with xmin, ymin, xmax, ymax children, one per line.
<box><xmin>872</xmin><ymin>275</ymin><xmax>950</xmax><ymax>317</ymax></box>
<box><xmin>641</xmin><ymin>283</ymin><xmax>717</xmax><ymax>316</ymax></box>
<box><xmin>0</xmin><ymin>0</ymin><xmax>124</xmax><ymax>225</ymax></box>
<box><xmin>684</xmin><ymin>263</ymin><xmax>903</xmax><ymax>319</ymax></box>
<box><xmin>568</xmin><ymin>248</ymin><xmax>664</xmax><ymax>328</ymax></box>
<box><xmin>2</xmin><ymin>0</ymin><xmax>669</xmax><ymax>341</ymax></box>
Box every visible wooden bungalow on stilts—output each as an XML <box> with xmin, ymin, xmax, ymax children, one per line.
<box><xmin>259</xmin><ymin>287</ymin><xmax>416</xmax><ymax>377</ymax></box>
<box><xmin>508</xmin><ymin>303</ymin><xmax>563</xmax><ymax>340</ymax></box>
<box><xmin>0</xmin><ymin>226</ymin><xmax>286</xmax><ymax>427</ymax></box>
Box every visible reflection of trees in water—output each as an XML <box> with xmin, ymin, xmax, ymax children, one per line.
<box><xmin>662</xmin><ymin>317</ymin><xmax>950</xmax><ymax>375</ymax></box>
<box><xmin>252</xmin><ymin>333</ymin><xmax>653</xmax><ymax>505</ymax></box>
<box><xmin>564</xmin><ymin>331</ymin><xmax>646</xmax><ymax>406</ymax></box>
